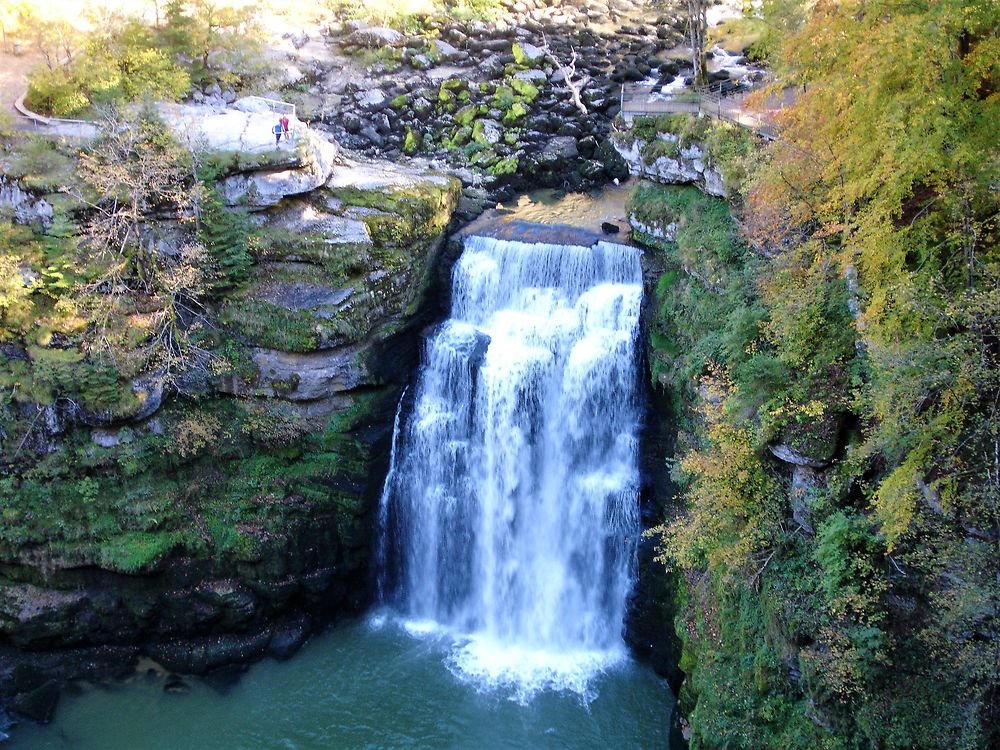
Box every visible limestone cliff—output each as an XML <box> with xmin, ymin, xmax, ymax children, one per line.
<box><xmin>0</xmin><ymin>114</ymin><xmax>460</xmax><ymax>720</ymax></box>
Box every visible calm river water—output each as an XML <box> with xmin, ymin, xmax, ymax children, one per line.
<box><xmin>12</xmin><ymin>617</ymin><xmax>674</xmax><ymax>749</ymax></box>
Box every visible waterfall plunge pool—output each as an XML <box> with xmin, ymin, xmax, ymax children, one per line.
<box><xmin>11</xmin><ymin>617</ymin><xmax>674</xmax><ymax>749</ymax></box>
<box><xmin>13</xmin><ymin>206</ymin><xmax>679</xmax><ymax>749</ymax></box>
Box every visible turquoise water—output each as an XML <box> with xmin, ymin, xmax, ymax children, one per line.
<box><xmin>11</xmin><ymin>617</ymin><xmax>674</xmax><ymax>749</ymax></box>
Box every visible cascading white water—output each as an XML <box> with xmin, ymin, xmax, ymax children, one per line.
<box><xmin>378</xmin><ymin>234</ymin><xmax>644</xmax><ymax>696</ymax></box>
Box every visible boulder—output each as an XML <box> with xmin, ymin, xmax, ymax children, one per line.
<box><xmin>0</xmin><ymin>178</ymin><xmax>55</xmax><ymax>228</ymax></box>
<box><xmin>433</xmin><ymin>39</ymin><xmax>461</xmax><ymax>60</ymax></box>
<box><xmin>10</xmin><ymin>681</ymin><xmax>59</xmax><ymax>722</ymax></box>
<box><xmin>196</xmin><ymin>580</ymin><xmax>258</xmax><ymax>627</ymax></box>
<box><xmin>259</xmin><ymin>198</ymin><xmax>373</xmax><ymax>255</ymax></box>
<box><xmin>473</xmin><ymin>119</ymin><xmax>503</xmax><ymax>145</ymax></box>
<box><xmin>76</xmin><ymin>371</ymin><xmax>167</xmax><ymax>427</ymax></box>
<box><xmin>513</xmin><ymin>69</ymin><xmax>548</xmax><ymax>82</ymax></box>
<box><xmin>580</xmin><ymin>159</ymin><xmax>605</xmax><ymax>179</ymax></box>
<box><xmin>789</xmin><ymin>465</ymin><xmax>821</xmax><ymax>534</ymax></box>
<box><xmin>219</xmin><ymin>128</ymin><xmax>339</xmax><ymax>208</ymax></box>
<box><xmin>221</xmin><ymin>346</ymin><xmax>370</xmax><ymax>401</ymax></box>
<box><xmin>612</xmin><ymin>136</ymin><xmax>726</xmax><ymax>197</ymax></box>
<box><xmin>357</xmin><ymin>88</ymin><xmax>389</xmax><ymax>112</ymax></box>
<box><xmin>513</xmin><ymin>41</ymin><xmax>546</xmax><ymax>64</ymax></box>
<box><xmin>768</xmin><ymin>443</ymin><xmax>831</xmax><ymax>469</ymax></box>
<box><xmin>164</xmin><ymin>674</ymin><xmax>191</xmax><ymax>694</ymax></box>
<box><xmin>630</xmin><ymin>212</ymin><xmax>677</xmax><ymax>242</ymax></box>
<box><xmin>148</xmin><ymin>629</ymin><xmax>273</xmax><ymax>675</ymax></box>
<box><xmin>342</xmin><ymin>112</ymin><xmax>363</xmax><ymax>134</ymax></box>
<box><xmin>267</xmin><ymin>615</ymin><xmax>312</xmax><ymax>659</ymax></box>
<box><xmin>346</xmin><ymin>27</ymin><xmax>404</xmax><ymax>47</ymax></box>
<box><xmin>479</xmin><ymin>55</ymin><xmax>506</xmax><ymax>78</ymax></box>
<box><xmin>538</xmin><ymin>135</ymin><xmax>579</xmax><ymax>166</ymax></box>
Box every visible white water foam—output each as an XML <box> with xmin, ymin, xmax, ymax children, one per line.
<box><xmin>446</xmin><ymin>634</ymin><xmax>627</xmax><ymax>704</ymax></box>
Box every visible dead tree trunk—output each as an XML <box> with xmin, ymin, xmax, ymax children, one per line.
<box><xmin>541</xmin><ymin>34</ymin><xmax>589</xmax><ymax>115</ymax></box>
<box><xmin>686</xmin><ymin>0</ymin><xmax>708</xmax><ymax>86</ymax></box>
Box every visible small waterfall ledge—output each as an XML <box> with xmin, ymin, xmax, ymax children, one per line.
<box><xmin>377</xmin><ymin>233</ymin><xmax>645</xmax><ymax>697</ymax></box>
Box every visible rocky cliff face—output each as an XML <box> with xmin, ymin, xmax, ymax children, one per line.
<box><xmin>0</xmin><ymin>116</ymin><xmax>460</xmax><ymax>722</ymax></box>
<box><xmin>613</xmin><ymin>134</ymin><xmax>727</xmax><ymax>197</ymax></box>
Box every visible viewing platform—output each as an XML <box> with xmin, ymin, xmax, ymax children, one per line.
<box><xmin>620</xmin><ymin>81</ymin><xmax>794</xmax><ymax>141</ymax></box>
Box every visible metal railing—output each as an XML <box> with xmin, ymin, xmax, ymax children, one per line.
<box><xmin>620</xmin><ymin>81</ymin><xmax>778</xmax><ymax>140</ymax></box>
<box><xmin>241</xmin><ymin>95</ymin><xmax>296</xmax><ymax>118</ymax></box>
<box><xmin>13</xmin><ymin>92</ymin><xmax>98</xmax><ymax>139</ymax></box>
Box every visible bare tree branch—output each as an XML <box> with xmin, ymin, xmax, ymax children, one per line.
<box><xmin>541</xmin><ymin>33</ymin><xmax>589</xmax><ymax>116</ymax></box>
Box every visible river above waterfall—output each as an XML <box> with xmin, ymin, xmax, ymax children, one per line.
<box><xmin>10</xmin><ymin>617</ymin><xmax>674</xmax><ymax>749</ymax></box>
<box><xmin>497</xmin><ymin>181</ymin><xmax>635</xmax><ymax>233</ymax></box>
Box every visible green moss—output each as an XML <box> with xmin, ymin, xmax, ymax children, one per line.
<box><xmin>491</xmin><ymin>85</ymin><xmax>513</xmax><ymax>108</ymax></box>
<box><xmin>487</xmin><ymin>156</ymin><xmax>519</xmax><ymax>177</ymax></box>
<box><xmin>350</xmin><ymin>47</ymin><xmax>402</xmax><ymax>71</ymax></box>
<box><xmin>96</xmin><ymin>530</ymin><xmax>182</xmax><ymax>573</ymax></box>
<box><xmin>511</xmin><ymin>42</ymin><xmax>541</xmax><ymax>67</ymax></box>
<box><xmin>641</xmin><ymin>138</ymin><xmax>681</xmax><ymax>165</ymax></box>
<box><xmin>254</xmin><ymin>225</ymin><xmax>369</xmax><ymax>276</ymax></box>
<box><xmin>502</xmin><ymin>101</ymin><xmax>528</xmax><ymax>125</ymax></box>
<box><xmin>403</xmin><ymin>128</ymin><xmax>422</xmax><ymax>155</ymax></box>
<box><xmin>454</xmin><ymin>104</ymin><xmax>479</xmax><ymax>126</ymax></box>
<box><xmin>438</xmin><ymin>79</ymin><xmax>466</xmax><ymax>105</ymax></box>
<box><xmin>509</xmin><ymin>77</ymin><xmax>539</xmax><ymax>101</ymax></box>
<box><xmin>219</xmin><ymin>298</ymin><xmax>320</xmax><ymax>352</ymax></box>
<box><xmin>3</xmin><ymin>136</ymin><xmax>77</xmax><ymax>193</ymax></box>
<box><xmin>326</xmin><ymin>178</ymin><xmax>459</xmax><ymax>245</ymax></box>
<box><xmin>471</xmin><ymin>119</ymin><xmax>501</xmax><ymax>145</ymax></box>
<box><xmin>197</xmin><ymin>148</ymin><xmax>294</xmax><ymax>181</ymax></box>
<box><xmin>0</xmin><ymin>348</ymin><xmax>137</xmax><ymax>425</ymax></box>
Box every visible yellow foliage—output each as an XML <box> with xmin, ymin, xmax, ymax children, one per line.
<box><xmin>653</xmin><ymin>366</ymin><xmax>782</xmax><ymax>572</ymax></box>
<box><xmin>168</xmin><ymin>411</ymin><xmax>223</xmax><ymax>458</ymax></box>
<box><xmin>0</xmin><ymin>254</ymin><xmax>39</xmax><ymax>339</ymax></box>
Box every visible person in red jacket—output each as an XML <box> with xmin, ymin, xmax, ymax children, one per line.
<box><xmin>280</xmin><ymin>115</ymin><xmax>290</xmax><ymax>140</ymax></box>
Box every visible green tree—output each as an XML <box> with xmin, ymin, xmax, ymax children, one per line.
<box><xmin>197</xmin><ymin>190</ymin><xmax>254</xmax><ymax>293</ymax></box>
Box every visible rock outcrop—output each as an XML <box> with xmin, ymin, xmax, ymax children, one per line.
<box><xmin>0</xmin><ymin>178</ymin><xmax>54</xmax><ymax>229</ymax></box>
<box><xmin>161</xmin><ymin>100</ymin><xmax>341</xmax><ymax>208</ymax></box>
<box><xmin>613</xmin><ymin>135</ymin><xmax>727</xmax><ymax>197</ymax></box>
<box><xmin>0</xmin><ymin>119</ymin><xmax>461</xmax><ymax>718</ymax></box>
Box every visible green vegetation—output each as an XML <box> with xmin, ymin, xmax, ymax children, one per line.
<box><xmin>22</xmin><ymin>0</ymin><xmax>271</xmax><ymax>117</ymax></box>
<box><xmin>640</xmin><ymin>138</ymin><xmax>680</xmax><ymax>165</ymax></box>
<box><xmin>619</xmin><ymin>114</ymin><xmax>755</xmax><ymax>192</ymax></box>
<box><xmin>198</xmin><ymin>189</ymin><xmax>254</xmax><ymax>293</ymax></box>
<box><xmin>326</xmin><ymin>0</ymin><xmax>504</xmax><ymax>26</ymax></box>
<box><xmin>219</xmin><ymin>298</ymin><xmax>321</xmax><ymax>352</ymax></box>
<box><xmin>1</xmin><ymin>96</ymin><xmax>459</xmax><ymax>597</ymax></box>
<box><xmin>349</xmin><ymin>46</ymin><xmax>403</xmax><ymax>72</ymax></box>
<box><xmin>640</xmin><ymin>0</ymin><xmax>1000</xmax><ymax>747</ymax></box>
<box><xmin>402</xmin><ymin>63</ymin><xmax>536</xmax><ymax>169</ymax></box>
<box><xmin>0</xmin><ymin>393</ymin><xmax>375</xmax><ymax>574</ymax></box>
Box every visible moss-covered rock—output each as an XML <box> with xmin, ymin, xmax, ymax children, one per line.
<box><xmin>0</xmin><ymin>151</ymin><xmax>461</xmax><ymax>715</ymax></box>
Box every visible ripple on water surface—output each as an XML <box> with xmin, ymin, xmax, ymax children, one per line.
<box><xmin>11</xmin><ymin>618</ymin><xmax>674</xmax><ymax>750</ymax></box>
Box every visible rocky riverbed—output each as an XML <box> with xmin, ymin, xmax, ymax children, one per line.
<box><xmin>267</xmin><ymin>0</ymin><xmax>758</xmax><ymax>214</ymax></box>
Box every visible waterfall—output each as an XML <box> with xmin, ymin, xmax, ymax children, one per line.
<box><xmin>378</xmin><ymin>234</ymin><xmax>644</xmax><ymax>695</ymax></box>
